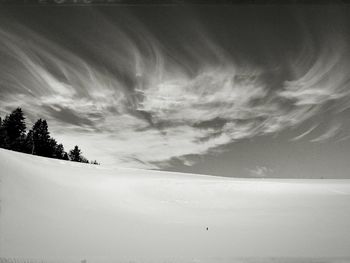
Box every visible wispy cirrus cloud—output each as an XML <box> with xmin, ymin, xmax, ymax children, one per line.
<box><xmin>310</xmin><ymin>123</ymin><xmax>342</xmax><ymax>143</ymax></box>
<box><xmin>290</xmin><ymin>124</ymin><xmax>319</xmax><ymax>141</ymax></box>
<box><xmin>0</xmin><ymin>9</ymin><xmax>350</xmax><ymax>168</ymax></box>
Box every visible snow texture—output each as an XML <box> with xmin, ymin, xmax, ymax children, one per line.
<box><xmin>0</xmin><ymin>149</ymin><xmax>350</xmax><ymax>262</ymax></box>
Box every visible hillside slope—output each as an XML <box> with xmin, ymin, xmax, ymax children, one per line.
<box><xmin>1</xmin><ymin>149</ymin><xmax>350</xmax><ymax>262</ymax></box>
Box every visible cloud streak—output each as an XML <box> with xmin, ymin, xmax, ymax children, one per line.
<box><xmin>0</xmin><ymin>8</ymin><xmax>350</xmax><ymax>168</ymax></box>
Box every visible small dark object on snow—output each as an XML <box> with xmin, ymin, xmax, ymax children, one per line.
<box><xmin>206</xmin><ymin>227</ymin><xmax>208</xmax><ymax>231</ymax></box>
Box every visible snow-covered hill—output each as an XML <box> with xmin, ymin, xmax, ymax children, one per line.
<box><xmin>1</xmin><ymin>149</ymin><xmax>350</xmax><ymax>262</ymax></box>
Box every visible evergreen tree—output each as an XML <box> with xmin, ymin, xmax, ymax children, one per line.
<box><xmin>0</xmin><ymin>116</ymin><xmax>6</xmax><ymax>149</ymax></box>
<box><xmin>54</xmin><ymin>143</ymin><xmax>68</xmax><ymax>160</ymax></box>
<box><xmin>1</xmin><ymin>108</ymin><xmax>99</xmax><ymax>164</ymax></box>
<box><xmin>63</xmin><ymin>152</ymin><xmax>69</xmax><ymax>160</ymax></box>
<box><xmin>69</xmin><ymin>146</ymin><xmax>90</xmax><ymax>163</ymax></box>
<box><xmin>1</xmin><ymin>108</ymin><xmax>26</xmax><ymax>151</ymax></box>
<box><xmin>48</xmin><ymin>137</ymin><xmax>58</xmax><ymax>157</ymax></box>
<box><xmin>24</xmin><ymin>129</ymin><xmax>34</xmax><ymax>154</ymax></box>
<box><xmin>0</xmin><ymin>115</ymin><xmax>9</xmax><ymax>149</ymax></box>
<box><xmin>30</xmin><ymin>119</ymin><xmax>52</xmax><ymax>157</ymax></box>
<box><xmin>69</xmin><ymin>145</ymin><xmax>83</xmax><ymax>162</ymax></box>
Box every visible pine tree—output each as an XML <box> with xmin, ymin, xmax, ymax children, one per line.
<box><xmin>24</xmin><ymin>129</ymin><xmax>34</xmax><ymax>154</ymax></box>
<box><xmin>48</xmin><ymin>137</ymin><xmax>58</xmax><ymax>157</ymax></box>
<box><xmin>1</xmin><ymin>108</ymin><xmax>99</xmax><ymax>164</ymax></box>
<box><xmin>54</xmin><ymin>143</ymin><xmax>68</xmax><ymax>160</ymax></box>
<box><xmin>30</xmin><ymin>119</ymin><xmax>52</xmax><ymax>157</ymax></box>
<box><xmin>69</xmin><ymin>145</ymin><xmax>83</xmax><ymax>162</ymax></box>
<box><xmin>0</xmin><ymin>115</ymin><xmax>9</xmax><ymax>149</ymax></box>
<box><xmin>69</xmin><ymin>145</ymin><xmax>90</xmax><ymax>163</ymax></box>
<box><xmin>1</xmin><ymin>108</ymin><xmax>26</xmax><ymax>151</ymax></box>
<box><xmin>63</xmin><ymin>152</ymin><xmax>69</xmax><ymax>160</ymax></box>
<box><xmin>0</xmin><ymin>116</ymin><xmax>6</xmax><ymax>148</ymax></box>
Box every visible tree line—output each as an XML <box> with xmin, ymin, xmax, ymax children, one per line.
<box><xmin>0</xmin><ymin>108</ymin><xmax>99</xmax><ymax>165</ymax></box>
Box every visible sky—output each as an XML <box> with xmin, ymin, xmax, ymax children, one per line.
<box><xmin>1</xmin><ymin>3</ymin><xmax>350</xmax><ymax>178</ymax></box>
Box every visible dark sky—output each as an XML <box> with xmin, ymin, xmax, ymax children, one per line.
<box><xmin>1</xmin><ymin>3</ymin><xmax>350</xmax><ymax>178</ymax></box>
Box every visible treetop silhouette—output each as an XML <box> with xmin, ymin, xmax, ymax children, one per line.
<box><xmin>0</xmin><ymin>108</ymin><xmax>98</xmax><ymax>164</ymax></box>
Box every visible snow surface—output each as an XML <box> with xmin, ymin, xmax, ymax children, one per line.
<box><xmin>1</xmin><ymin>148</ymin><xmax>350</xmax><ymax>262</ymax></box>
